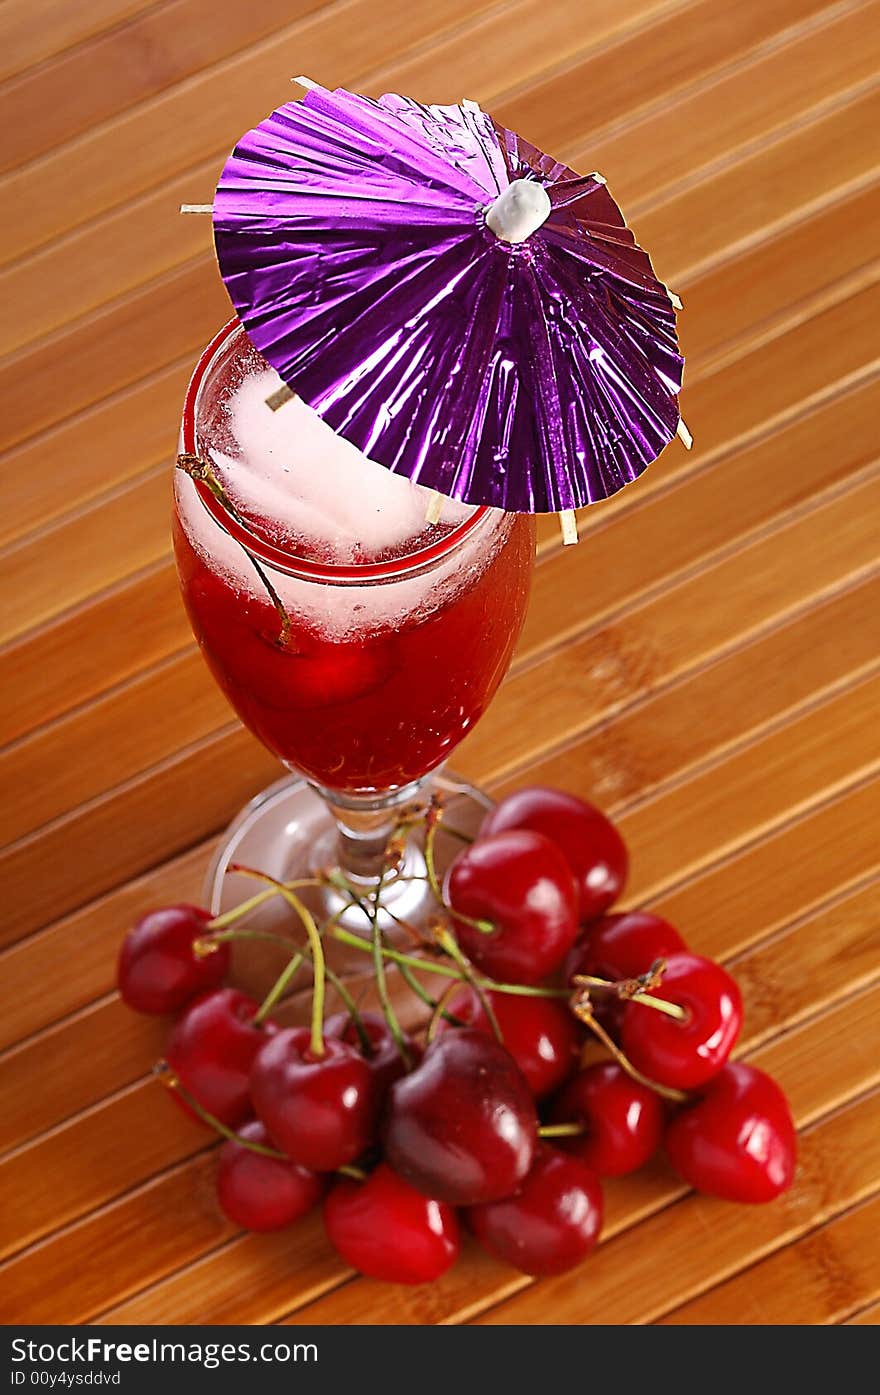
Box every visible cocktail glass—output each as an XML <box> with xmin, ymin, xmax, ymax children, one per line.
<box><xmin>173</xmin><ymin>320</ymin><xmax>534</xmax><ymax>945</ymax></box>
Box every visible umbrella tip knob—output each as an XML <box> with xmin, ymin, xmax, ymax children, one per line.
<box><xmin>486</xmin><ymin>178</ymin><xmax>552</xmax><ymax>244</ymax></box>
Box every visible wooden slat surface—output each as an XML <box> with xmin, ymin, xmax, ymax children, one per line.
<box><xmin>1</xmin><ymin>0</ymin><xmax>878</xmax><ymax>1327</ymax></box>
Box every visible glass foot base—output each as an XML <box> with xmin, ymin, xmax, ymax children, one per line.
<box><xmin>203</xmin><ymin>770</ymin><xmax>492</xmax><ymax>1026</ymax></box>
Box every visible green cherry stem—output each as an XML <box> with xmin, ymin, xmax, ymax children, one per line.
<box><xmin>255</xmin><ymin>951</ymin><xmax>305</xmax><ymax>1026</ymax></box>
<box><xmin>368</xmin><ymin>867</ymin><xmax>413</xmax><ymax>1069</ymax></box>
<box><xmin>231</xmin><ymin>864</ymin><xmax>326</xmax><ymax>1058</ymax></box>
<box><xmin>195</xmin><ymin>927</ymin><xmax>296</xmax><ymax>958</ymax></box>
<box><xmin>571</xmin><ymin>993</ymin><xmax>687</xmax><ymax>1104</ymax></box>
<box><xmin>154</xmin><ymin>1061</ymin><xmax>287</xmax><ymax>1158</ymax></box>
<box><xmin>327</xmin><ymin>924</ymin><xmax>569</xmax><ymax>1006</ymax></box>
<box><xmin>426</xmin><ymin>980</ymin><xmax>467</xmax><ymax>1044</ymax></box>
<box><xmin>433</xmin><ymin>925</ymin><xmax>503</xmax><ymax>1044</ymax></box>
<box><xmin>326</xmin><ymin>870</ymin><xmax>430</xmax><ymax>951</ymax></box>
<box><xmin>325</xmin><ymin>879</ymin><xmax>447</xmax><ymax>1020</ymax></box>
<box><xmin>328</xmin><ymin>925</ymin><xmax>462</xmax><ymax>980</ymax></box>
<box><xmin>156</xmin><ymin>1063</ymin><xmax>368</xmax><ymax>1180</ymax></box>
<box><xmin>488</xmin><ymin>981</ymin><xmax>570</xmax><ymax>999</ymax></box>
<box><xmin>571</xmin><ymin>971</ymin><xmax>687</xmax><ymax>1022</ymax></box>
<box><xmin>539</xmin><ymin>1122</ymin><xmax>587</xmax><ymax>1139</ymax></box>
<box><xmin>321</xmin><ymin>892</ymin><xmax>451</xmax><ymax>1039</ymax></box>
<box><xmin>336</xmin><ymin>1164</ymin><xmax>368</xmax><ymax>1182</ymax></box>
<box><xmin>396</xmin><ymin>960</ymin><xmax>461</xmax><ymax>1023</ymax></box>
<box><xmin>206</xmin><ymin>878</ymin><xmax>325</xmax><ymax>931</ymax></box>
<box><xmin>378</xmin><ymin>906</ymin><xmax>465</xmax><ymax>1019</ymax></box>
<box><xmin>423</xmin><ymin>814</ymin><xmax>443</xmax><ymax>902</ymax></box>
<box><xmin>424</xmin><ymin>813</ymin><xmax>494</xmax><ymax>936</ymax></box>
<box><xmin>324</xmin><ymin>968</ymin><xmax>371</xmax><ymax>1051</ymax></box>
<box><xmin>326</xmin><ymin>868</ymin><xmax>461</xmax><ymax>1050</ymax></box>
<box><xmin>198</xmin><ymin>925</ymin><xmax>363</xmax><ymax>1040</ymax></box>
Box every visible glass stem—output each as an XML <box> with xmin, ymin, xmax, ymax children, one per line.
<box><xmin>319</xmin><ymin>780</ymin><xmax>424</xmax><ymax>888</ymax></box>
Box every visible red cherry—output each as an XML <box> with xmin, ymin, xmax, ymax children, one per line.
<box><xmin>324</xmin><ymin>1010</ymin><xmax>421</xmax><ymax>1101</ymax></box>
<box><xmin>482</xmin><ymin>786</ymin><xmax>628</xmax><ymax>921</ymax></box>
<box><xmin>187</xmin><ymin>569</ymin><xmax>392</xmax><ymax>711</ymax></box>
<box><xmin>117</xmin><ymin>904</ymin><xmax>227</xmax><ymax>1015</ymax></box>
<box><xmin>549</xmin><ymin>1063</ymin><xmax>665</xmax><ymax>1176</ymax></box>
<box><xmin>444</xmin><ymin>830</ymin><xmax>579</xmax><ymax>984</ymax></box>
<box><xmin>665</xmin><ymin>1063</ymin><xmax>796</xmax><ymax>1203</ymax></box>
<box><xmin>621</xmin><ymin>953</ymin><xmax>743</xmax><ymax>1091</ymax></box>
<box><xmin>383</xmin><ymin>1028</ymin><xmax>538</xmax><ymax>1205</ymax></box>
<box><xmin>246</xmin><ymin>636</ymin><xmax>393</xmax><ymax>712</ymax></box>
<box><xmin>165</xmin><ymin>987</ymin><xmax>272</xmax><ymax>1128</ymax></box>
<box><xmin>324</xmin><ymin>1163</ymin><xmax>460</xmax><ymax>1284</ymax></box>
<box><xmin>565</xmin><ymin>911</ymin><xmax>687</xmax><ymax>982</ymax></box>
<box><xmin>468</xmin><ymin>1147</ymin><xmax>603</xmax><ymax>1276</ymax></box>
<box><xmin>250</xmin><ymin>1027</ymin><xmax>378</xmax><ymax>1171</ymax></box>
<box><xmin>564</xmin><ymin>912</ymin><xmax>688</xmax><ymax>1039</ymax></box>
<box><xmin>216</xmin><ymin>1120</ymin><xmax>323</xmax><ymax>1231</ymax></box>
<box><xmin>437</xmin><ymin>987</ymin><xmax>581</xmax><ymax>1098</ymax></box>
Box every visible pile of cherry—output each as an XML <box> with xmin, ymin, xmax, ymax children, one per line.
<box><xmin>118</xmin><ymin>786</ymin><xmax>796</xmax><ymax>1286</ymax></box>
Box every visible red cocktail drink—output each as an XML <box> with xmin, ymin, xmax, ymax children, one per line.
<box><xmin>175</xmin><ymin>320</ymin><xmax>533</xmax><ymax>822</ymax></box>
<box><xmin>175</xmin><ymin>515</ymin><xmax>532</xmax><ymax>793</ymax></box>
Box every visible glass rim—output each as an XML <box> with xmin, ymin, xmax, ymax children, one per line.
<box><xmin>180</xmin><ymin>318</ymin><xmax>495</xmax><ymax>584</ymax></box>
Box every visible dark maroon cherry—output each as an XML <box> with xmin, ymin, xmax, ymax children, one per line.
<box><xmin>468</xmin><ymin>1146</ymin><xmax>603</xmax><ymax>1276</ymax></box>
<box><xmin>482</xmin><ymin>786</ymin><xmax>628</xmax><ymax>921</ymax></box>
<box><xmin>250</xmin><ymin>1027</ymin><xmax>378</xmax><ymax>1172</ymax></box>
<box><xmin>444</xmin><ymin>829</ymin><xmax>579</xmax><ymax>984</ymax></box>
<box><xmin>665</xmin><ymin>1063</ymin><xmax>796</xmax><ymax>1203</ymax></box>
<box><xmin>324</xmin><ymin>1163</ymin><xmax>460</xmax><ymax>1284</ymax></box>
<box><xmin>438</xmin><ymin>986</ymin><xmax>581</xmax><ymax>1098</ymax></box>
<box><xmin>118</xmin><ymin>904</ymin><xmax>227</xmax><ymax>1015</ymax></box>
<box><xmin>165</xmin><ymin>987</ymin><xmax>272</xmax><ymax>1128</ymax></box>
<box><xmin>549</xmin><ymin>1062</ymin><xmax>665</xmax><ymax>1176</ymax></box>
<box><xmin>325</xmin><ymin>1010</ymin><xmax>421</xmax><ymax>1100</ymax></box>
<box><xmin>621</xmin><ymin>952</ymin><xmax>743</xmax><ymax>1091</ymax></box>
<box><xmin>383</xmin><ymin>1028</ymin><xmax>538</xmax><ymax>1205</ymax></box>
<box><xmin>216</xmin><ymin>1120</ymin><xmax>323</xmax><ymax>1231</ymax></box>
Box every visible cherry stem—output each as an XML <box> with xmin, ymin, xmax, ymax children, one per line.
<box><xmin>328</xmin><ymin>877</ymin><xmax>450</xmax><ymax>1027</ymax></box>
<box><xmin>206</xmin><ymin>879</ymin><xmax>324</xmax><ymax>931</ymax></box>
<box><xmin>433</xmin><ymin>925</ymin><xmax>504</xmax><ymax>1044</ymax></box>
<box><xmin>422</xmin><ymin>814</ymin><xmax>444</xmax><ymax>903</ymax></box>
<box><xmin>154</xmin><ymin>1061</ymin><xmax>287</xmax><ymax>1158</ymax></box>
<box><xmin>329</xmin><ymin>924</ymin><xmax>460</xmax><ymax>979</ymax></box>
<box><xmin>539</xmin><ymin>1122</ymin><xmax>586</xmax><ymax>1138</ymax></box>
<box><xmin>570</xmin><ymin>993</ymin><xmax>687</xmax><ymax>1103</ymax></box>
<box><xmin>176</xmin><ymin>454</ymin><xmax>292</xmax><ymax>647</ymax></box>
<box><xmin>327</xmin><ymin>871</ymin><xmax>429</xmax><ymax>950</ymax></box>
<box><xmin>367</xmin><ymin>864</ymin><xmax>413</xmax><ymax>1069</ymax></box>
<box><xmin>397</xmin><ymin>962</ymin><xmax>467</xmax><ymax>1026</ymax></box>
<box><xmin>198</xmin><ymin>925</ymin><xmax>366</xmax><ymax>1046</ymax></box>
<box><xmin>489</xmin><ymin>981</ymin><xmax>570</xmax><ymax>999</ymax></box>
<box><xmin>327</xmin><ymin>924</ymin><xmax>568</xmax><ymax>1005</ymax></box>
<box><xmin>572</xmin><ymin>971</ymin><xmax>687</xmax><ymax>1022</ymax></box>
<box><xmin>156</xmin><ymin>1063</ymin><xmax>368</xmax><ymax>1179</ymax></box>
<box><xmin>336</xmin><ymin>1164</ymin><xmax>368</xmax><ymax>1182</ymax></box>
<box><xmin>195</xmin><ymin>927</ymin><xmax>295</xmax><ymax>958</ymax></box>
<box><xmin>426</xmin><ymin>980</ymin><xmax>468</xmax><ymax>1044</ymax></box>
<box><xmin>308</xmin><ymin>906</ymin><xmax>374</xmax><ymax>1055</ymax></box>
<box><xmin>255</xmin><ymin>952</ymin><xmax>305</xmax><ymax>1025</ymax></box>
<box><xmin>325</xmin><ymin>971</ymin><xmax>371</xmax><ymax>1053</ymax></box>
<box><xmin>231</xmin><ymin>865</ymin><xmax>326</xmax><ymax>1058</ymax></box>
<box><xmin>424</xmin><ymin>810</ymin><xmax>494</xmax><ymax>936</ymax></box>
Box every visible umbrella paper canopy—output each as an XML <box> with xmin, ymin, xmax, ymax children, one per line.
<box><xmin>212</xmin><ymin>82</ymin><xmax>685</xmax><ymax>515</ymax></box>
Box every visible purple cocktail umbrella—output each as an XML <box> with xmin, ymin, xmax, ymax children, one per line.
<box><xmin>208</xmin><ymin>80</ymin><xmax>686</xmax><ymax>522</ymax></box>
